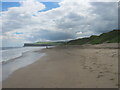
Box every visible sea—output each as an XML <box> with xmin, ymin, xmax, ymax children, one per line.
<box><xmin>1</xmin><ymin>47</ymin><xmax>46</xmax><ymax>62</ymax></box>
<box><xmin>1</xmin><ymin>46</ymin><xmax>46</xmax><ymax>81</ymax></box>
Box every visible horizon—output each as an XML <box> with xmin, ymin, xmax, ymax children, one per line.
<box><xmin>0</xmin><ymin>0</ymin><xmax>118</xmax><ymax>47</ymax></box>
<box><xmin>1</xmin><ymin>29</ymin><xmax>119</xmax><ymax>48</ymax></box>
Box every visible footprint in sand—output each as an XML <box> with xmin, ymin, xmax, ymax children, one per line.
<box><xmin>111</xmin><ymin>53</ymin><xmax>117</xmax><ymax>57</ymax></box>
<box><xmin>90</xmin><ymin>69</ymin><xmax>94</xmax><ymax>72</ymax></box>
<box><xmin>108</xmin><ymin>64</ymin><xmax>113</xmax><ymax>67</ymax></box>
<box><xmin>83</xmin><ymin>66</ymin><xmax>88</xmax><ymax>69</ymax></box>
<box><xmin>97</xmin><ymin>75</ymin><xmax>104</xmax><ymax>78</ymax></box>
<box><xmin>104</xmin><ymin>70</ymin><xmax>110</xmax><ymax>73</ymax></box>
<box><xmin>88</xmin><ymin>67</ymin><xmax>94</xmax><ymax>72</ymax></box>
<box><xmin>109</xmin><ymin>78</ymin><xmax>114</xmax><ymax>81</ymax></box>
<box><xmin>99</xmin><ymin>72</ymin><xmax>103</xmax><ymax>74</ymax></box>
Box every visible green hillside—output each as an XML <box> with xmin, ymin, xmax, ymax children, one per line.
<box><xmin>67</xmin><ymin>30</ymin><xmax>120</xmax><ymax>45</ymax></box>
<box><xmin>34</xmin><ymin>42</ymin><xmax>65</xmax><ymax>46</ymax></box>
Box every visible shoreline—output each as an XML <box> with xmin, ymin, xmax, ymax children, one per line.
<box><xmin>2</xmin><ymin>48</ymin><xmax>46</xmax><ymax>81</ymax></box>
<box><xmin>3</xmin><ymin>43</ymin><xmax>119</xmax><ymax>88</ymax></box>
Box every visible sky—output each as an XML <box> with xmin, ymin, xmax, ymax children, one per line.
<box><xmin>0</xmin><ymin>0</ymin><xmax>118</xmax><ymax>47</ymax></box>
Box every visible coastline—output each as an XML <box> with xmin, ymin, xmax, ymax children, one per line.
<box><xmin>3</xmin><ymin>43</ymin><xmax>119</xmax><ymax>88</ymax></box>
<box><xmin>2</xmin><ymin>48</ymin><xmax>46</xmax><ymax>81</ymax></box>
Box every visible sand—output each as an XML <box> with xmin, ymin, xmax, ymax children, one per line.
<box><xmin>3</xmin><ymin>43</ymin><xmax>119</xmax><ymax>88</ymax></box>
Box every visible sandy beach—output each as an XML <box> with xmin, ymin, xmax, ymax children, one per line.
<box><xmin>3</xmin><ymin>43</ymin><xmax>119</xmax><ymax>88</ymax></box>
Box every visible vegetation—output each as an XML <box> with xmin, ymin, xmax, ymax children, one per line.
<box><xmin>67</xmin><ymin>30</ymin><xmax>120</xmax><ymax>45</ymax></box>
<box><xmin>34</xmin><ymin>41</ymin><xmax>65</xmax><ymax>46</ymax></box>
<box><xmin>24</xmin><ymin>30</ymin><xmax>119</xmax><ymax>46</ymax></box>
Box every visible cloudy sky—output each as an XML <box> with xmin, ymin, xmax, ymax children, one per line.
<box><xmin>0</xmin><ymin>0</ymin><xmax>118</xmax><ymax>47</ymax></box>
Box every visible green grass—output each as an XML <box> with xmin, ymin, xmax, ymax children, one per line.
<box><xmin>67</xmin><ymin>30</ymin><xmax>120</xmax><ymax>45</ymax></box>
<box><xmin>29</xmin><ymin>30</ymin><xmax>119</xmax><ymax>46</ymax></box>
<box><xmin>34</xmin><ymin>42</ymin><xmax>65</xmax><ymax>46</ymax></box>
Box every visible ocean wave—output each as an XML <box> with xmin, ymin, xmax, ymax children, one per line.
<box><xmin>2</xmin><ymin>47</ymin><xmax>46</xmax><ymax>81</ymax></box>
<box><xmin>1</xmin><ymin>47</ymin><xmax>46</xmax><ymax>63</ymax></box>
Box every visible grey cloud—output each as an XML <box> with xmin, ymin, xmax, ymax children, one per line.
<box><xmin>54</xmin><ymin>2</ymin><xmax>118</xmax><ymax>38</ymax></box>
<box><xmin>66</xmin><ymin>2</ymin><xmax>117</xmax><ymax>36</ymax></box>
<box><xmin>1</xmin><ymin>0</ymin><xmax>118</xmax><ymax>47</ymax></box>
<box><xmin>91</xmin><ymin>2</ymin><xmax>118</xmax><ymax>32</ymax></box>
<box><xmin>27</xmin><ymin>30</ymin><xmax>76</xmax><ymax>41</ymax></box>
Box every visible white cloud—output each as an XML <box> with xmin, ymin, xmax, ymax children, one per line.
<box><xmin>1</xmin><ymin>0</ymin><xmax>118</xmax><ymax>2</ymax></box>
<box><xmin>1</xmin><ymin>0</ymin><xmax>118</xmax><ymax>47</ymax></box>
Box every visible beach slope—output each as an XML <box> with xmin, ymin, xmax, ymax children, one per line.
<box><xmin>3</xmin><ymin>43</ymin><xmax>119</xmax><ymax>88</ymax></box>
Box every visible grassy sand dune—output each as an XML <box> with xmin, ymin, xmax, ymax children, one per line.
<box><xmin>3</xmin><ymin>43</ymin><xmax>119</xmax><ymax>88</ymax></box>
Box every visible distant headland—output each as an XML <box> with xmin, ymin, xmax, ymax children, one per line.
<box><xmin>24</xmin><ymin>43</ymin><xmax>53</xmax><ymax>47</ymax></box>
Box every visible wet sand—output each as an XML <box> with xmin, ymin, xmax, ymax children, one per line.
<box><xmin>3</xmin><ymin>43</ymin><xmax>119</xmax><ymax>88</ymax></box>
